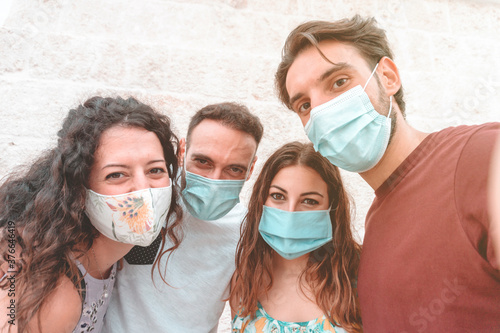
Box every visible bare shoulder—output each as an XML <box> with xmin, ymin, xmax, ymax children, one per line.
<box><xmin>26</xmin><ymin>275</ymin><xmax>82</xmax><ymax>333</ymax></box>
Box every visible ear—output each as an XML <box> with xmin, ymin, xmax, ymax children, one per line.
<box><xmin>246</xmin><ymin>156</ymin><xmax>258</xmax><ymax>181</ymax></box>
<box><xmin>378</xmin><ymin>56</ymin><xmax>401</xmax><ymax>97</ymax></box>
<box><xmin>179</xmin><ymin>138</ymin><xmax>186</xmax><ymax>167</ymax></box>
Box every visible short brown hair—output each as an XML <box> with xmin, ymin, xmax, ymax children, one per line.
<box><xmin>186</xmin><ymin>102</ymin><xmax>264</xmax><ymax>149</ymax></box>
<box><xmin>275</xmin><ymin>15</ymin><xmax>405</xmax><ymax>116</ymax></box>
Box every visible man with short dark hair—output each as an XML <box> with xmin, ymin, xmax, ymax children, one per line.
<box><xmin>103</xmin><ymin>102</ymin><xmax>263</xmax><ymax>332</ymax></box>
<box><xmin>276</xmin><ymin>15</ymin><xmax>500</xmax><ymax>332</ymax></box>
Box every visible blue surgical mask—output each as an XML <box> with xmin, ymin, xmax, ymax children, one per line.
<box><xmin>304</xmin><ymin>63</ymin><xmax>393</xmax><ymax>173</ymax></box>
<box><xmin>181</xmin><ymin>152</ymin><xmax>253</xmax><ymax>221</ymax></box>
<box><xmin>258</xmin><ymin>205</ymin><xmax>333</xmax><ymax>260</ymax></box>
<box><xmin>181</xmin><ymin>171</ymin><xmax>245</xmax><ymax>220</ymax></box>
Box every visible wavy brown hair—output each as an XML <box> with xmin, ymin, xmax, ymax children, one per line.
<box><xmin>0</xmin><ymin>96</ymin><xmax>183</xmax><ymax>332</ymax></box>
<box><xmin>230</xmin><ymin>141</ymin><xmax>362</xmax><ymax>332</ymax></box>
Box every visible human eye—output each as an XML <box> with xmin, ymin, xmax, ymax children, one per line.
<box><xmin>302</xmin><ymin>198</ymin><xmax>319</xmax><ymax>206</ymax></box>
<box><xmin>231</xmin><ymin>166</ymin><xmax>244</xmax><ymax>174</ymax></box>
<box><xmin>297</xmin><ymin>102</ymin><xmax>311</xmax><ymax>114</ymax></box>
<box><xmin>149</xmin><ymin>167</ymin><xmax>166</xmax><ymax>175</ymax></box>
<box><xmin>269</xmin><ymin>192</ymin><xmax>285</xmax><ymax>201</ymax></box>
<box><xmin>105</xmin><ymin>172</ymin><xmax>124</xmax><ymax>180</ymax></box>
<box><xmin>194</xmin><ymin>158</ymin><xmax>210</xmax><ymax>167</ymax></box>
<box><xmin>333</xmin><ymin>78</ymin><xmax>348</xmax><ymax>89</ymax></box>
<box><xmin>227</xmin><ymin>166</ymin><xmax>245</xmax><ymax>178</ymax></box>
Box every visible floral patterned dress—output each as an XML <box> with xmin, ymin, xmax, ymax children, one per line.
<box><xmin>232</xmin><ymin>302</ymin><xmax>347</xmax><ymax>333</ymax></box>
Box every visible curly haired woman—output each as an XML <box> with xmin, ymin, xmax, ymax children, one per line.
<box><xmin>0</xmin><ymin>96</ymin><xmax>183</xmax><ymax>332</ymax></box>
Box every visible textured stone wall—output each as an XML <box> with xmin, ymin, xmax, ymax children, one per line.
<box><xmin>1</xmin><ymin>0</ymin><xmax>499</xmax><ymax>331</ymax></box>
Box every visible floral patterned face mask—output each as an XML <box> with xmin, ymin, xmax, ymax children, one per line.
<box><xmin>84</xmin><ymin>184</ymin><xmax>172</xmax><ymax>246</ymax></box>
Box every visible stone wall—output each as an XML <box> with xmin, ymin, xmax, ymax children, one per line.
<box><xmin>1</xmin><ymin>0</ymin><xmax>499</xmax><ymax>331</ymax></box>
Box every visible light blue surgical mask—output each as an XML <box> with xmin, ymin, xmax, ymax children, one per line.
<box><xmin>304</xmin><ymin>63</ymin><xmax>393</xmax><ymax>173</ymax></box>
<box><xmin>258</xmin><ymin>205</ymin><xmax>333</xmax><ymax>260</ymax></box>
<box><xmin>181</xmin><ymin>153</ymin><xmax>252</xmax><ymax>221</ymax></box>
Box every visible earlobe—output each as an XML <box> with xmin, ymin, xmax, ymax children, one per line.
<box><xmin>379</xmin><ymin>56</ymin><xmax>401</xmax><ymax>96</ymax></box>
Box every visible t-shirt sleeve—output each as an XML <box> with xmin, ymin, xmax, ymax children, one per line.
<box><xmin>455</xmin><ymin>123</ymin><xmax>500</xmax><ymax>269</ymax></box>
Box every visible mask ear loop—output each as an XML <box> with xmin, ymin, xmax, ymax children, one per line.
<box><xmin>363</xmin><ymin>62</ymin><xmax>394</xmax><ymax>120</ymax></box>
<box><xmin>183</xmin><ymin>151</ymin><xmax>187</xmax><ymax>174</ymax></box>
<box><xmin>363</xmin><ymin>63</ymin><xmax>379</xmax><ymax>90</ymax></box>
<box><xmin>244</xmin><ymin>153</ymin><xmax>256</xmax><ymax>181</ymax></box>
<box><xmin>387</xmin><ymin>96</ymin><xmax>393</xmax><ymax>119</ymax></box>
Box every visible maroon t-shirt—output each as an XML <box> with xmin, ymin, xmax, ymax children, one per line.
<box><xmin>358</xmin><ymin>123</ymin><xmax>500</xmax><ymax>332</ymax></box>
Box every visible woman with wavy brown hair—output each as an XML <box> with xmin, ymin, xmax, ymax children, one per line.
<box><xmin>230</xmin><ymin>141</ymin><xmax>362</xmax><ymax>332</ymax></box>
<box><xmin>0</xmin><ymin>96</ymin><xmax>183</xmax><ymax>332</ymax></box>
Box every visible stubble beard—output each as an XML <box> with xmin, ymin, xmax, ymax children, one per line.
<box><xmin>375</xmin><ymin>79</ymin><xmax>397</xmax><ymax>146</ymax></box>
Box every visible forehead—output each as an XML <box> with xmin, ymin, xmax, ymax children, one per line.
<box><xmin>94</xmin><ymin>126</ymin><xmax>163</xmax><ymax>162</ymax></box>
<box><xmin>271</xmin><ymin>165</ymin><xmax>328</xmax><ymax>192</ymax></box>
<box><xmin>285</xmin><ymin>41</ymin><xmax>370</xmax><ymax>94</ymax></box>
<box><xmin>188</xmin><ymin>119</ymin><xmax>257</xmax><ymax>161</ymax></box>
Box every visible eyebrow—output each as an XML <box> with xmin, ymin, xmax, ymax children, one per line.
<box><xmin>102</xmin><ymin>164</ymin><xmax>127</xmax><ymax>169</ymax></box>
<box><xmin>318</xmin><ymin>62</ymin><xmax>353</xmax><ymax>82</ymax></box>
<box><xmin>301</xmin><ymin>191</ymin><xmax>324</xmax><ymax>198</ymax></box>
<box><xmin>288</xmin><ymin>62</ymin><xmax>354</xmax><ymax>108</ymax></box>
<box><xmin>190</xmin><ymin>153</ymin><xmax>214</xmax><ymax>164</ymax></box>
<box><xmin>101</xmin><ymin>159</ymin><xmax>166</xmax><ymax>170</ymax></box>
<box><xmin>270</xmin><ymin>185</ymin><xmax>287</xmax><ymax>193</ymax></box>
<box><xmin>269</xmin><ymin>185</ymin><xmax>324</xmax><ymax>198</ymax></box>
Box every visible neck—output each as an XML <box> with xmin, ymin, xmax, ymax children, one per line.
<box><xmin>263</xmin><ymin>252</ymin><xmax>314</xmax><ymax>302</ymax></box>
<box><xmin>272</xmin><ymin>252</ymin><xmax>309</xmax><ymax>277</ymax></box>
<box><xmin>80</xmin><ymin>236</ymin><xmax>134</xmax><ymax>279</ymax></box>
<box><xmin>360</xmin><ymin>113</ymin><xmax>429</xmax><ymax>190</ymax></box>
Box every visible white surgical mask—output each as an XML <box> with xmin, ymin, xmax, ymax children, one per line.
<box><xmin>305</xmin><ymin>63</ymin><xmax>393</xmax><ymax>173</ymax></box>
<box><xmin>85</xmin><ymin>184</ymin><xmax>172</xmax><ymax>246</ymax></box>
